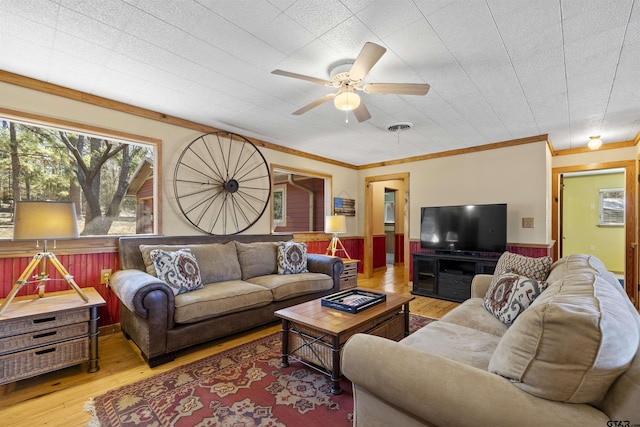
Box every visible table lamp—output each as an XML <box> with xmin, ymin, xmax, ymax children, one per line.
<box><xmin>325</xmin><ymin>214</ymin><xmax>350</xmax><ymax>259</ymax></box>
<box><xmin>0</xmin><ymin>201</ymin><xmax>89</xmax><ymax>315</ymax></box>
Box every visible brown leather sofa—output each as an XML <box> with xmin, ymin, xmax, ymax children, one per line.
<box><xmin>111</xmin><ymin>234</ymin><xmax>343</xmax><ymax>367</ymax></box>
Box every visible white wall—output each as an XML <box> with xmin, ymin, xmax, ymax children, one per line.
<box><xmin>551</xmin><ymin>146</ymin><xmax>637</xmax><ymax>168</ymax></box>
<box><xmin>357</xmin><ymin>140</ymin><xmax>551</xmax><ymax>245</ymax></box>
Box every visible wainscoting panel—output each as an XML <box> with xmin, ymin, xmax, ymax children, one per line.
<box><xmin>0</xmin><ymin>239</ymin><xmax>554</xmax><ymax>328</ymax></box>
<box><xmin>0</xmin><ymin>252</ymin><xmax>119</xmax><ymax>327</ymax></box>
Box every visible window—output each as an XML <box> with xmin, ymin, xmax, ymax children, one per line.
<box><xmin>0</xmin><ymin>117</ymin><xmax>158</xmax><ymax>238</ymax></box>
<box><xmin>271</xmin><ymin>165</ymin><xmax>331</xmax><ymax>233</ymax></box>
<box><xmin>599</xmin><ymin>188</ymin><xmax>624</xmax><ymax>226</ymax></box>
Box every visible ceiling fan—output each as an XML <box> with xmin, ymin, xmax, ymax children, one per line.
<box><xmin>271</xmin><ymin>42</ymin><xmax>430</xmax><ymax>122</ymax></box>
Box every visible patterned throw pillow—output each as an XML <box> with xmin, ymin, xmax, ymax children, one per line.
<box><xmin>277</xmin><ymin>242</ymin><xmax>309</xmax><ymax>274</ymax></box>
<box><xmin>484</xmin><ymin>271</ymin><xmax>548</xmax><ymax>324</ymax></box>
<box><xmin>494</xmin><ymin>252</ymin><xmax>552</xmax><ymax>281</ymax></box>
<box><xmin>149</xmin><ymin>248</ymin><xmax>203</xmax><ymax>295</ymax></box>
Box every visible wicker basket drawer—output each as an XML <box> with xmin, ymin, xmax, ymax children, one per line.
<box><xmin>0</xmin><ymin>310</ymin><xmax>90</xmax><ymax>337</ymax></box>
<box><xmin>288</xmin><ymin>332</ymin><xmax>333</xmax><ymax>369</ymax></box>
<box><xmin>368</xmin><ymin>313</ymin><xmax>404</xmax><ymax>341</ymax></box>
<box><xmin>0</xmin><ymin>322</ymin><xmax>88</xmax><ymax>355</ymax></box>
<box><xmin>0</xmin><ymin>337</ymin><xmax>89</xmax><ymax>385</ymax></box>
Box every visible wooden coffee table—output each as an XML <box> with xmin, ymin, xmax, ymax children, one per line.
<box><xmin>274</xmin><ymin>290</ymin><xmax>414</xmax><ymax>394</ymax></box>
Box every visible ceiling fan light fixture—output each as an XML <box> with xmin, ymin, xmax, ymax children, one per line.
<box><xmin>588</xmin><ymin>135</ymin><xmax>602</xmax><ymax>150</ymax></box>
<box><xmin>334</xmin><ymin>91</ymin><xmax>361</xmax><ymax>111</ymax></box>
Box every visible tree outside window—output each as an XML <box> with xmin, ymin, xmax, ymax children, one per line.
<box><xmin>0</xmin><ymin>119</ymin><xmax>154</xmax><ymax>238</ymax></box>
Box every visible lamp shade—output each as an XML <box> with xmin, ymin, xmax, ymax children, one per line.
<box><xmin>333</xmin><ymin>91</ymin><xmax>361</xmax><ymax>111</ymax></box>
<box><xmin>325</xmin><ymin>215</ymin><xmax>347</xmax><ymax>234</ymax></box>
<box><xmin>13</xmin><ymin>201</ymin><xmax>79</xmax><ymax>241</ymax></box>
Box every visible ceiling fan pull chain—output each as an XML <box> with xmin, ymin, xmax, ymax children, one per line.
<box><xmin>345</xmin><ymin>109</ymin><xmax>349</xmax><ymax>123</ymax></box>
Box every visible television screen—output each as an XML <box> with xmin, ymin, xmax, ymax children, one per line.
<box><xmin>420</xmin><ymin>204</ymin><xmax>507</xmax><ymax>255</ymax></box>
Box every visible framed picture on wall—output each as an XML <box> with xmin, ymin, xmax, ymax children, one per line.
<box><xmin>273</xmin><ymin>185</ymin><xmax>286</xmax><ymax>226</ymax></box>
<box><xmin>334</xmin><ymin>197</ymin><xmax>355</xmax><ymax>216</ymax></box>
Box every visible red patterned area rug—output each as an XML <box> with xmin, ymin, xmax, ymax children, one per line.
<box><xmin>85</xmin><ymin>314</ymin><xmax>436</xmax><ymax>427</ymax></box>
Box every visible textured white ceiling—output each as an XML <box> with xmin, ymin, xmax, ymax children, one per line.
<box><xmin>0</xmin><ymin>0</ymin><xmax>638</xmax><ymax>165</ymax></box>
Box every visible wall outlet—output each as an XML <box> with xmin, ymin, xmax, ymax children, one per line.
<box><xmin>522</xmin><ymin>217</ymin><xmax>534</xmax><ymax>228</ymax></box>
<box><xmin>101</xmin><ymin>269</ymin><xmax>112</xmax><ymax>286</ymax></box>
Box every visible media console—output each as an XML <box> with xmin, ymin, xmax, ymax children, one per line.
<box><xmin>411</xmin><ymin>252</ymin><xmax>498</xmax><ymax>302</ymax></box>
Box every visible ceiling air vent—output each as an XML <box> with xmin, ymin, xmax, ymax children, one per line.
<box><xmin>386</xmin><ymin>122</ymin><xmax>413</xmax><ymax>132</ymax></box>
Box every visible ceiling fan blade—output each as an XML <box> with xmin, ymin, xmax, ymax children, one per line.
<box><xmin>363</xmin><ymin>83</ymin><xmax>430</xmax><ymax>95</ymax></box>
<box><xmin>292</xmin><ymin>93</ymin><xmax>336</xmax><ymax>115</ymax></box>
<box><xmin>271</xmin><ymin>69</ymin><xmax>332</xmax><ymax>86</ymax></box>
<box><xmin>349</xmin><ymin>42</ymin><xmax>387</xmax><ymax>81</ymax></box>
<box><xmin>352</xmin><ymin>100</ymin><xmax>371</xmax><ymax>122</ymax></box>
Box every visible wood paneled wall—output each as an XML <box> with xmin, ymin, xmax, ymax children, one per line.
<box><xmin>273</xmin><ymin>179</ymin><xmax>325</xmax><ymax>233</ymax></box>
<box><xmin>0</xmin><ymin>252</ymin><xmax>119</xmax><ymax>327</ymax></box>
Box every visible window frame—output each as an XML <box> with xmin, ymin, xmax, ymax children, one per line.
<box><xmin>270</xmin><ymin>164</ymin><xmax>332</xmax><ymax>234</ymax></box>
<box><xmin>0</xmin><ymin>107</ymin><xmax>162</xmax><ymax>257</ymax></box>
<box><xmin>599</xmin><ymin>187</ymin><xmax>625</xmax><ymax>227</ymax></box>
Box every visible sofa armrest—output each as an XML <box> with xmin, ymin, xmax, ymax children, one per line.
<box><xmin>471</xmin><ymin>274</ymin><xmax>493</xmax><ymax>298</ymax></box>
<box><xmin>342</xmin><ymin>334</ymin><xmax>608</xmax><ymax>427</ymax></box>
<box><xmin>110</xmin><ymin>269</ymin><xmax>175</xmax><ymax>321</ymax></box>
<box><xmin>307</xmin><ymin>254</ymin><xmax>344</xmax><ymax>291</ymax></box>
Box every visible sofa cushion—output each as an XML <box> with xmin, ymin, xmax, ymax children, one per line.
<box><xmin>489</xmin><ymin>272</ymin><xmax>639</xmax><ymax>404</ymax></box>
<box><xmin>149</xmin><ymin>248</ymin><xmax>203</xmax><ymax>295</ymax></box>
<box><xmin>441</xmin><ymin>298</ymin><xmax>509</xmax><ymax>337</ymax></box>
<box><xmin>247</xmin><ymin>272</ymin><xmax>333</xmax><ymax>301</ymax></box>
<box><xmin>140</xmin><ymin>242</ymin><xmax>241</xmax><ymax>284</ymax></box>
<box><xmin>483</xmin><ymin>271</ymin><xmax>548</xmax><ymax>325</ymax></box>
<box><xmin>401</xmin><ymin>321</ymin><xmax>502</xmax><ymax>370</ymax></box>
<box><xmin>235</xmin><ymin>241</ymin><xmax>278</xmax><ymax>280</ymax></box>
<box><xmin>277</xmin><ymin>241</ymin><xmax>309</xmax><ymax>274</ymax></box>
<box><xmin>173</xmin><ymin>280</ymin><xmax>273</xmax><ymax>324</ymax></box>
<box><xmin>546</xmin><ymin>253</ymin><xmax>616</xmax><ymax>287</ymax></box>
<box><xmin>493</xmin><ymin>252</ymin><xmax>552</xmax><ymax>281</ymax></box>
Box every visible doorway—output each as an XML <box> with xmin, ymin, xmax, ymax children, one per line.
<box><xmin>384</xmin><ymin>189</ymin><xmax>396</xmax><ymax>265</ymax></box>
<box><xmin>561</xmin><ymin>169</ymin><xmax>625</xmax><ymax>278</ymax></box>
<box><xmin>552</xmin><ymin>160</ymin><xmax>637</xmax><ymax>307</ymax></box>
<box><xmin>364</xmin><ymin>173</ymin><xmax>409</xmax><ymax>284</ymax></box>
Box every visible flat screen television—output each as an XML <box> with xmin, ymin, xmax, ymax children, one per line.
<box><xmin>420</xmin><ymin>203</ymin><xmax>507</xmax><ymax>255</ymax></box>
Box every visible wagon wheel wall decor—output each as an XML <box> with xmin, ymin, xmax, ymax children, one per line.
<box><xmin>173</xmin><ymin>132</ymin><xmax>271</xmax><ymax>235</ymax></box>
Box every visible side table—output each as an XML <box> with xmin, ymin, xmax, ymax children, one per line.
<box><xmin>340</xmin><ymin>258</ymin><xmax>359</xmax><ymax>290</ymax></box>
<box><xmin>0</xmin><ymin>287</ymin><xmax>106</xmax><ymax>385</ymax></box>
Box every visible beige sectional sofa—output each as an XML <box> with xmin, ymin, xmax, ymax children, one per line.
<box><xmin>342</xmin><ymin>254</ymin><xmax>640</xmax><ymax>426</ymax></box>
<box><xmin>111</xmin><ymin>234</ymin><xmax>343</xmax><ymax>367</ymax></box>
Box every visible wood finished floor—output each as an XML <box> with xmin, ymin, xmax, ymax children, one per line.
<box><xmin>0</xmin><ymin>264</ymin><xmax>459</xmax><ymax>426</ymax></box>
